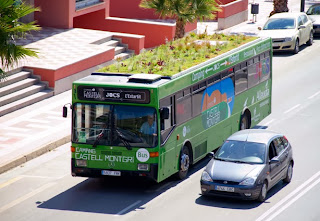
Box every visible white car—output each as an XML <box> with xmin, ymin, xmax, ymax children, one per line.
<box><xmin>258</xmin><ymin>12</ymin><xmax>313</xmax><ymax>54</ymax></box>
<box><xmin>306</xmin><ymin>3</ymin><xmax>320</xmax><ymax>35</ymax></box>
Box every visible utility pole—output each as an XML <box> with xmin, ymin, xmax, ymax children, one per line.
<box><xmin>301</xmin><ymin>0</ymin><xmax>305</xmax><ymax>12</ymax></box>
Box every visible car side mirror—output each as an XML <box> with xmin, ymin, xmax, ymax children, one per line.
<box><xmin>160</xmin><ymin>107</ymin><xmax>170</xmax><ymax>120</ymax></box>
<box><xmin>270</xmin><ymin>157</ymin><xmax>280</xmax><ymax>164</ymax></box>
<box><xmin>207</xmin><ymin>152</ymin><xmax>215</xmax><ymax>158</ymax></box>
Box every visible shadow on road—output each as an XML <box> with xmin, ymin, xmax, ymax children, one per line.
<box><xmin>195</xmin><ymin>180</ymin><xmax>290</xmax><ymax>210</ymax></box>
<box><xmin>37</xmin><ymin>156</ymin><xmax>210</xmax><ymax>215</ymax></box>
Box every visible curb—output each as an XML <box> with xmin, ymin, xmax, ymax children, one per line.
<box><xmin>0</xmin><ymin>135</ymin><xmax>70</xmax><ymax>175</ymax></box>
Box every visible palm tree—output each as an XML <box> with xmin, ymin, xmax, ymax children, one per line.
<box><xmin>270</xmin><ymin>0</ymin><xmax>289</xmax><ymax>16</ymax></box>
<box><xmin>139</xmin><ymin>0</ymin><xmax>220</xmax><ymax>39</ymax></box>
<box><xmin>0</xmin><ymin>0</ymin><xmax>40</xmax><ymax>82</ymax></box>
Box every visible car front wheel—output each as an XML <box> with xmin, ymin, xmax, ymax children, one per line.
<box><xmin>257</xmin><ymin>181</ymin><xmax>268</xmax><ymax>202</ymax></box>
<box><xmin>292</xmin><ymin>39</ymin><xmax>299</xmax><ymax>54</ymax></box>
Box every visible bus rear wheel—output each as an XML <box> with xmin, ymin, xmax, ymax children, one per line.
<box><xmin>177</xmin><ymin>146</ymin><xmax>190</xmax><ymax>180</ymax></box>
<box><xmin>240</xmin><ymin>113</ymin><xmax>250</xmax><ymax>130</ymax></box>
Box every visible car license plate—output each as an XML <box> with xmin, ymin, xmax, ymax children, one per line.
<box><xmin>215</xmin><ymin>185</ymin><xmax>234</xmax><ymax>192</ymax></box>
<box><xmin>101</xmin><ymin>170</ymin><xmax>121</xmax><ymax>176</ymax></box>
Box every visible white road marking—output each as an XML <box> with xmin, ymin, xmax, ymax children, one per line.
<box><xmin>0</xmin><ymin>182</ymin><xmax>56</xmax><ymax>214</ymax></box>
<box><xmin>26</xmin><ymin>124</ymin><xmax>54</xmax><ymax>129</ymax></box>
<box><xmin>25</xmin><ymin>119</ymin><xmax>51</xmax><ymax>124</ymax></box>
<box><xmin>4</xmin><ymin>127</ymin><xmax>30</xmax><ymax>132</ymax></box>
<box><xmin>256</xmin><ymin>171</ymin><xmax>320</xmax><ymax>221</ymax></box>
<box><xmin>115</xmin><ymin>200</ymin><xmax>142</xmax><ymax>216</ymax></box>
<box><xmin>308</xmin><ymin>91</ymin><xmax>320</xmax><ymax>100</ymax></box>
<box><xmin>283</xmin><ymin>104</ymin><xmax>301</xmax><ymax>114</ymax></box>
<box><xmin>264</xmin><ymin>119</ymin><xmax>275</xmax><ymax>126</ymax></box>
<box><xmin>5</xmin><ymin>133</ymin><xmax>30</xmax><ymax>137</ymax></box>
<box><xmin>264</xmin><ymin>177</ymin><xmax>320</xmax><ymax>221</ymax></box>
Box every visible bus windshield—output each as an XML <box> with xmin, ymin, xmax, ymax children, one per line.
<box><xmin>73</xmin><ymin>103</ymin><xmax>158</xmax><ymax>148</ymax></box>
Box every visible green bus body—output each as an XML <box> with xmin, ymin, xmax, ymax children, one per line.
<box><xmin>70</xmin><ymin>37</ymin><xmax>272</xmax><ymax>183</ymax></box>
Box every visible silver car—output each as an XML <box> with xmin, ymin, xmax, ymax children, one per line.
<box><xmin>200</xmin><ymin>129</ymin><xmax>294</xmax><ymax>202</ymax></box>
<box><xmin>258</xmin><ymin>12</ymin><xmax>313</xmax><ymax>54</ymax></box>
<box><xmin>306</xmin><ymin>3</ymin><xmax>320</xmax><ymax>35</ymax></box>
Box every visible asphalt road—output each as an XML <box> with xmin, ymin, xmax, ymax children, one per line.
<box><xmin>1</xmin><ymin>38</ymin><xmax>320</xmax><ymax>221</ymax></box>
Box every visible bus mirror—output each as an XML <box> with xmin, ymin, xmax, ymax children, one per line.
<box><xmin>160</xmin><ymin>107</ymin><xmax>170</xmax><ymax>120</ymax></box>
<box><xmin>63</xmin><ymin>103</ymin><xmax>72</xmax><ymax>118</ymax></box>
<box><xmin>63</xmin><ymin>106</ymin><xmax>68</xmax><ymax>118</ymax></box>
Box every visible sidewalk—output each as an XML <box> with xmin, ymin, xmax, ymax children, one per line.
<box><xmin>0</xmin><ymin>91</ymin><xmax>71</xmax><ymax>174</ymax></box>
<box><xmin>0</xmin><ymin>0</ymin><xmax>314</xmax><ymax>174</ymax></box>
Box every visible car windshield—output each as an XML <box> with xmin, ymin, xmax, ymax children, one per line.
<box><xmin>215</xmin><ymin>140</ymin><xmax>266</xmax><ymax>164</ymax></box>
<box><xmin>306</xmin><ymin>5</ymin><xmax>320</xmax><ymax>15</ymax></box>
<box><xmin>72</xmin><ymin>103</ymin><xmax>158</xmax><ymax>148</ymax></box>
<box><xmin>263</xmin><ymin>18</ymin><xmax>296</xmax><ymax>30</ymax></box>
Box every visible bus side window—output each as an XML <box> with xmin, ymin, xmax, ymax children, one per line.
<box><xmin>160</xmin><ymin>96</ymin><xmax>174</xmax><ymax>144</ymax></box>
<box><xmin>235</xmin><ymin>63</ymin><xmax>248</xmax><ymax>94</ymax></box>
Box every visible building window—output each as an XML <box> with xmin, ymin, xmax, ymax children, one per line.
<box><xmin>76</xmin><ymin>0</ymin><xmax>102</xmax><ymax>10</ymax></box>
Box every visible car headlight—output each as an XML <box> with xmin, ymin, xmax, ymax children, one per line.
<box><xmin>284</xmin><ymin>37</ymin><xmax>293</xmax><ymax>42</ymax></box>
<box><xmin>239</xmin><ymin>177</ymin><xmax>257</xmax><ymax>186</ymax></box>
<box><xmin>201</xmin><ymin>171</ymin><xmax>213</xmax><ymax>182</ymax></box>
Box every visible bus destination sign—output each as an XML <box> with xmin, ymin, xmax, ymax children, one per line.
<box><xmin>78</xmin><ymin>86</ymin><xmax>150</xmax><ymax>104</ymax></box>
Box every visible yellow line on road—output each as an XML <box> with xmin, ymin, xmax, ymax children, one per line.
<box><xmin>0</xmin><ymin>182</ymin><xmax>55</xmax><ymax>214</ymax></box>
<box><xmin>0</xmin><ymin>177</ymin><xmax>23</xmax><ymax>189</ymax></box>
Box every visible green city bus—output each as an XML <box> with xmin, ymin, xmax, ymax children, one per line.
<box><xmin>63</xmin><ymin>37</ymin><xmax>272</xmax><ymax>183</ymax></box>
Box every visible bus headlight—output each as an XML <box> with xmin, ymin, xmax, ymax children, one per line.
<box><xmin>138</xmin><ymin>164</ymin><xmax>149</xmax><ymax>171</ymax></box>
<box><xmin>76</xmin><ymin>159</ymin><xmax>87</xmax><ymax>167</ymax></box>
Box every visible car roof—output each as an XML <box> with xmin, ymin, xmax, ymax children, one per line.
<box><xmin>270</xmin><ymin>12</ymin><xmax>306</xmax><ymax>19</ymax></box>
<box><xmin>226</xmin><ymin>129</ymin><xmax>281</xmax><ymax>144</ymax></box>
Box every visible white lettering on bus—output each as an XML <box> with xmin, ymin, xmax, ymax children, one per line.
<box><xmin>105</xmin><ymin>92</ymin><xmax>120</xmax><ymax>98</ymax></box>
<box><xmin>229</xmin><ymin>54</ymin><xmax>239</xmax><ymax>63</ymax></box>
<box><xmin>244</xmin><ymin>49</ymin><xmax>254</xmax><ymax>58</ymax></box>
<box><xmin>125</xmin><ymin>94</ymin><xmax>142</xmax><ymax>99</ymax></box>
<box><xmin>206</xmin><ymin>107</ymin><xmax>221</xmax><ymax>128</ymax></box>
<box><xmin>75</xmin><ymin>147</ymin><xmax>96</xmax><ymax>154</ymax></box>
<box><xmin>257</xmin><ymin>88</ymin><xmax>270</xmax><ymax>101</ymax></box>
<box><xmin>259</xmin><ymin>99</ymin><xmax>269</xmax><ymax>107</ymax></box>
<box><xmin>105</xmin><ymin>155</ymin><xmax>134</xmax><ymax>163</ymax></box>
<box><xmin>192</xmin><ymin>70</ymin><xmax>205</xmax><ymax>82</ymax></box>
<box><xmin>75</xmin><ymin>153</ymin><xmax>103</xmax><ymax>161</ymax></box>
<box><xmin>84</xmin><ymin>91</ymin><xmax>101</xmax><ymax>99</ymax></box>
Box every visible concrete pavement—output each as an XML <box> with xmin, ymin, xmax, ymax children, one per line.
<box><xmin>0</xmin><ymin>0</ymin><xmax>316</xmax><ymax>174</ymax></box>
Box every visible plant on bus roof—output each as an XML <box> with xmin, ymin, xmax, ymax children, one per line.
<box><xmin>99</xmin><ymin>33</ymin><xmax>256</xmax><ymax>76</ymax></box>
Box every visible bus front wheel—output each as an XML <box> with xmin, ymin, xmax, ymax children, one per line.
<box><xmin>177</xmin><ymin>146</ymin><xmax>190</xmax><ymax>180</ymax></box>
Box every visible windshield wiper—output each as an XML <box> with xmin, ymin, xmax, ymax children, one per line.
<box><xmin>115</xmin><ymin>128</ymin><xmax>132</xmax><ymax>150</ymax></box>
<box><xmin>214</xmin><ymin>157</ymin><xmax>231</xmax><ymax>162</ymax></box>
<box><xmin>231</xmin><ymin>160</ymin><xmax>247</xmax><ymax>164</ymax></box>
<box><xmin>92</xmin><ymin>132</ymin><xmax>104</xmax><ymax>148</ymax></box>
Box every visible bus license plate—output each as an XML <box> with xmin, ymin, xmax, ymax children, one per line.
<box><xmin>215</xmin><ymin>186</ymin><xmax>234</xmax><ymax>192</ymax></box>
<box><xmin>101</xmin><ymin>170</ymin><xmax>121</xmax><ymax>176</ymax></box>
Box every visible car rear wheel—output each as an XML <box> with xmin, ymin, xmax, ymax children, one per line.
<box><xmin>283</xmin><ymin>162</ymin><xmax>293</xmax><ymax>183</ymax></box>
<box><xmin>306</xmin><ymin>32</ymin><xmax>313</xmax><ymax>46</ymax></box>
<box><xmin>292</xmin><ymin>39</ymin><xmax>299</xmax><ymax>54</ymax></box>
<box><xmin>257</xmin><ymin>181</ymin><xmax>268</xmax><ymax>202</ymax></box>
<box><xmin>176</xmin><ymin>146</ymin><xmax>190</xmax><ymax>180</ymax></box>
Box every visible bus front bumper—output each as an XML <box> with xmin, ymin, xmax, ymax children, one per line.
<box><xmin>71</xmin><ymin>159</ymin><xmax>158</xmax><ymax>181</ymax></box>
